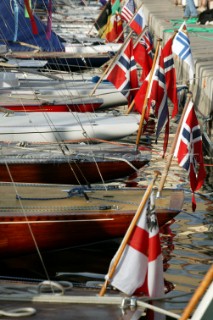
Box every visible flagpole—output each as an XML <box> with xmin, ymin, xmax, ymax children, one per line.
<box><xmin>90</xmin><ymin>30</ymin><xmax>134</xmax><ymax>96</ymax></box>
<box><xmin>156</xmin><ymin>93</ymin><xmax>192</xmax><ymax>197</ymax></box>
<box><xmin>179</xmin><ymin>264</ymin><xmax>213</xmax><ymax>320</ymax></box>
<box><xmin>135</xmin><ymin>38</ymin><xmax>162</xmax><ymax>147</ymax></box>
<box><xmin>99</xmin><ymin>170</ymin><xmax>161</xmax><ymax>297</ymax></box>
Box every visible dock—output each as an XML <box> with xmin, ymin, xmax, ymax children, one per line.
<box><xmin>136</xmin><ymin>0</ymin><xmax>213</xmax><ymax>157</ymax></box>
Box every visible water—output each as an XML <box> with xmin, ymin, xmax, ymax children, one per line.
<box><xmin>160</xmin><ymin>189</ymin><xmax>213</xmax><ymax>315</ymax></box>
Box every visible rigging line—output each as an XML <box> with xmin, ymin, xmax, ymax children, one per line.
<box><xmin>62</xmin><ymin>143</ymin><xmax>116</xmax><ymax>189</ymax></box>
<box><xmin>2</xmin><ymin>160</ymin><xmax>52</xmax><ymax>287</ymax></box>
<box><xmin>58</xmin><ymin>143</ymin><xmax>91</xmax><ymax>187</ymax></box>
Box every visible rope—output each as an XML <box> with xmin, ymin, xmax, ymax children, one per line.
<box><xmin>15</xmin><ymin>186</ymin><xmax>92</xmax><ymax>201</ymax></box>
<box><xmin>0</xmin><ymin>308</ymin><xmax>36</xmax><ymax>317</ymax></box>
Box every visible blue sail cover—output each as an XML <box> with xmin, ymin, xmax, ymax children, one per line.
<box><xmin>0</xmin><ymin>0</ymin><xmax>65</xmax><ymax>52</ymax></box>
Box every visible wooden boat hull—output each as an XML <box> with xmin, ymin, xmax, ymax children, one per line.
<box><xmin>0</xmin><ymin>142</ymin><xmax>150</xmax><ymax>184</ymax></box>
<box><xmin>0</xmin><ymin>159</ymin><xmax>149</xmax><ymax>184</ymax></box>
<box><xmin>0</xmin><ymin>183</ymin><xmax>184</xmax><ymax>257</ymax></box>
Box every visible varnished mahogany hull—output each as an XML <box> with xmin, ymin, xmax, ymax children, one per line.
<box><xmin>0</xmin><ymin>160</ymin><xmax>149</xmax><ymax>184</ymax></box>
<box><xmin>0</xmin><ymin>209</ymin><xmax>179</xmax><ymax>257</ymax></box>
<box><xmin>0</xmin><ymin>184</ymin><xmax>184</xmax><ymax>257</ymax></box>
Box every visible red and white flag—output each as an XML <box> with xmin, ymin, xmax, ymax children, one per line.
<box><xmin>174</xmin><ymin>100</ymin><xmax>206</xmax><ymax>211</ymax></box>
<box><xmin>108</xmin><ymin>192</ymin><xmax>164</xmax><ymax>297</ymax></box>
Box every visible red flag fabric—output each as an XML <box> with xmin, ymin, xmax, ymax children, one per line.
<box><xmin>134</xmin><ymin>48</ymin><xmax>169</xmax><ymax>156</ymax></box>
<box><xmin>129</xmin><ymin>7</ymin><xmax>146</xmax><ymax>35</ymax></box>
<box><xmin>105</xmin><ymin>13</ymin><xmax>124</xmax><ymax>43</ymax></box>
<box><xmin>109</xmin><ymin>192</ymin><xmax>164</xmax><ymax>297</ymax></box>
<box><xmin>133</xmin><ymin>30</ymin><xmax>153</xmax><ymax>82</ymax></box>
<box><xmin>133</xmin><ymin>72</ymin><xmax>149</xmax><ymax>117</ymax></box>
<box><xmin>24</xmin><ymin>0</ymin><xmax>38</xmax><ymax>35</ymax></box>
<box><xmin>148</xmin><ymin>48</ymin><xmax>169</xmax><ymax>156</ymax></box>
<box><xmin>106</xmin><ymin>38</ymin><xmax>138</xmax><ymax>103</ymax></box>
<box><xmin>174</xmin><ymin>100</ymin><xmax>206</xmax><ymax>211</ymax></box>
<box><xmin>162</xmin><ymin>37</ymin><xmax>178</xmax><ymax>118</ymax></box>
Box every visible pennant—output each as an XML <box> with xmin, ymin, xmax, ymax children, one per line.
<box><xmin>172</xmin><ymin>22</ymin><xmax>195</xmax><ymax>84</ymax></box>
<box><xmin>162</xmin><ymin>36</ymin><xmax>178</xmax><ymax>118</ymax></box>
<box><xmin>174</xmin><ymin>100</ymin><xmax>206</xmax><ymax>211</ymax></box>
<box><xmin>24</xmin><ymin>0</ymin><xmax>38</xmax><ymax>35</ymax></box>
<box><xmin>106</xmin><ymin>38</ymin><xmax>138</xmax><ymax>103</ymax></box>
<box><xmin>129</xmin><ymin>7</ymin><xmax>146</xmax><ymax>35</ymax></box>
<box><xmin>121</xmin><ymin>0</ymin><xmax>136</xmax><ymax>23</ymax></box>
<box><xmin>108</xmin><ymin>192</ymin><xmax>164</xmax><ymax>297</ymax></box>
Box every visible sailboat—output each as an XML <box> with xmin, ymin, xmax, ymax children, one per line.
<box><xmin>0</xmin><ymin>71</ymin><xmax>127</xmax><ymax>112</ymax></box>
<box><xmin>0</xmin><ymin>111</ymin><xmax>140</xmax><ymax>143</ymax></box>
<box><xmin>0</xmin><ymin>141</ymin><xmax>150</xmax><ymax>184</ymax></box>
<box><xmin>0</xmin><ymin>182</ymin><xmax>184</xmax><ymax>257</ymax></box>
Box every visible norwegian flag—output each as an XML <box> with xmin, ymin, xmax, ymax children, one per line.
<box><xmin>106</xmin><ymin>38</ymin><xmax>138</xmax><ymax>103</ymax></box>
<box><xmin>162</xmin><ymin>37</ymin><xmax>178</xmax><ymax>118</ymax></box>
<box><xmin>133</xmin><ymin>30</ymin><xmax>153</xmax><ymax>82</ymax></box>
<box><xmin>109</xmin><ymin>192</ymin><xmax>164</xmax><ymax>297</ymax></box>
<box><xmin>134</xmin><ymin>47</ymin><xmax>169</xmax><ymax>156</ymax></box>
<box><xmin>172</xmin><ymin>22</ymin><xmax>195</xmax><ymax>84</ymax></box>
<box><xmin>174</xmin><ymin>100</ymin><xmax>206</xmax><ymax>211</ymax></box>
<box><xmin>121</xmin><ymin>0</ymin><xmax>136</xmax><ymax>23</ymax></box>
<box><xmin>129</xmin><ymin>7</ymin><xmax>146</xmax><ymax>35</ymax></box>
<box><xmin>149</xmin><ymin>48</ymin><xmax>169</xmax><ymax>156</ymax></box>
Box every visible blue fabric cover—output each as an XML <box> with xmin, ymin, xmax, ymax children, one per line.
<box><xmin>0</xmin><ymin>0</ymin><xmax>65</xmax><ymax>52</ymax></box>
